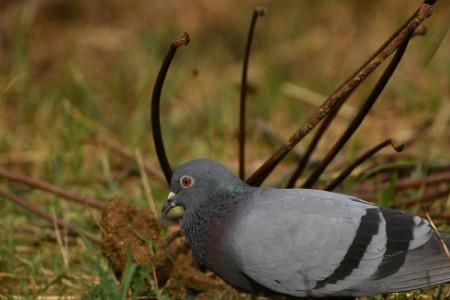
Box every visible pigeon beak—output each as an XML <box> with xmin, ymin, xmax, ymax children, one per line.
<box><xmin>162</xmin><ymin>192</ymin><xmax>178</xmax><ymax>216</ymax></box>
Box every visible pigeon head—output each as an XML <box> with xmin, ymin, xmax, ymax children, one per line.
<box><xmin>162</xmin><ymin>159</ymin><xmax>246</xmax><ymax>216</ymax></box>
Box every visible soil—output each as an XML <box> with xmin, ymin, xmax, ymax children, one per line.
<box><xmin>100</xmin><ymin>198</ymin><xmax>231</xmax><ymax>298</ymax></box>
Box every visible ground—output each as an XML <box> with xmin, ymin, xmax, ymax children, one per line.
<box><xmin>0</xmin><ymin>0</ymin><xmax>450</xmax><ymax>299</ymax></box>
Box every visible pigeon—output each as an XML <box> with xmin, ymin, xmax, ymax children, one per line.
<box><xmin>162</xmin><ymin>159</ymin><xmax>450</xmax><ymax>298</ymax></box>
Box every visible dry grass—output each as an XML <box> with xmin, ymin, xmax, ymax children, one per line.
<box><xmin>0</xmin><ymin>0</ymin><xmax>450</xmax><ymax>298</ymax></box>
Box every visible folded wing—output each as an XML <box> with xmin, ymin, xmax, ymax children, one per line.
<box><xmin>230</xmin><ymin>188</ymin><xmax>446</xmax><ymax>297</ymax></box>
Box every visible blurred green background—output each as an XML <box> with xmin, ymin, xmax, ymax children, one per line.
<box><xmin>0</xmin><ymin>0</ymin><xmax>449</xmax><ymax>298</ymax></box>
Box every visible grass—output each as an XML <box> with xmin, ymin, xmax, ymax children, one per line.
<box><xmin>0</xmin><ymin>0</ymin><xmax>450</xmax><ymax>298</ymax></box>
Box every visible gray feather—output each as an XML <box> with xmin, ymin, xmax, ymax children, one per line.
<box><xmin>165</xmin><ymin>159</ymin><xmax>450</xmax><ymax>298</ymax></box>
<box><xmin>229</xmin><ymin>188</ymin><xmax>442</xmax><ymax>297</ymax></box>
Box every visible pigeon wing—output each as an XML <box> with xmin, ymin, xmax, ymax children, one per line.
<box><xmin>230</xmin><ymin>188</ymin><xmax>433</xmax><ymax>297</ymax></box>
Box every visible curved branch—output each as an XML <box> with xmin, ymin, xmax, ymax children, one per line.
<box><xmin>151</xmin><ymin>33</ymin><xmax>190</xmax><ymax>185</ymax></box>
<box><xmin>245</xmin><ymin>2</ymin><xmax>434</xmax><ymax>186</ymax></box>
<box><xmin>239</xmin><ymin>7</ymin><xmax>266</xmax><ymax>180</ymax></box>
<box><xmin>325</xmin><ymin>139</ymin><xmax>404</xmax><ymax>191</ymax></box>
<box><xmin>303</xmin><ymin>32</ymin><xmax>412</xmax><ymax>189</ymax></box>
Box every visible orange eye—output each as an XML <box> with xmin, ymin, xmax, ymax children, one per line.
<box><xmin>180</xmin><ymin>175</ymin><xmax>194</xmax><ymax>188</ymax></box>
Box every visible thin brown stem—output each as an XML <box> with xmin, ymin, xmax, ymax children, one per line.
<box><xmin>303</xmin><ymin>33</ymin><xmax>411</xmax><ymax>188</ymax></box>
<box><xmin>0</xmin><ymin>188</ymin><xmax>100</xmax><ymax>244</ymax></box>
<box><xmin>286</xmin><ymin>101</ymin><xmax>344</xmax><ymax>188</ymax></box>
<box><xmin>239</xmin><ymin>7</ymin><xmax>266</xmax><ymax>180</ymax></box>
<box><xmin>392</xmin><ymin>187</ymin><xmax>450</xmax><ymax>209</ymax></box>
<box><xmin>245</xmin><ymin>2</ymin><xmax>434</xmax><ymax>186</ymax></box>
<box><xmin>151</xmin><ymin>33</ymin><xmax>190</xmax><ymax>185</ymax></box>
<box><xmin>0</xmin><ymin>167</ymin><xmax>105</xmax><ymax>210</ymax></box>
<box><xmin>350</xmin><ymin>161</ymin><xmax>450</xmax><ymax>195</ymax></box>
<box><xmin>325</xmin><ymin>139</ymin><xmax>404</xmax><ymax>191</ymax></box>
<box><xmin>395</xmin><ymin>171</ymin><xmax>450</xmax><ymax>191</ymax></box>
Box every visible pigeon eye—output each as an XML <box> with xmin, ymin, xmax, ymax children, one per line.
<box><xmin>180</xmin><ymin>175</ymin><xmax>194</xmax><ymax>188</ymax></box>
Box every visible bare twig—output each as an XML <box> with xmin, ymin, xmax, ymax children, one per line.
<box><xmin>239</xmin><ymin>7</ymin><xmax>266</xmax><ymax>180</ymax></box>
<box><xmin>303</xmin><ymin>33</ymin><xmax>411</xmax><ymax>188</ymax></box>
<box><xmin>151</xmin><ymin>33</ymin><xmax>190</xmax><ymax>185</ymax></box>
<box><xmin>0</xmin><ymin>167</ymin><xmax>105</xmax><ymax>210</ymax></box>
<box><xmin>351</xmin><ymin>164</ymin><xmax>450</xmax><ymax>197</ymax></box>
<box><xmin>392</xmin><ymin>187</ymin><xmax>450</xmax><ymax>209</ymax></box>
<box><xmin>395</xmin><ymin>171</ymin><xmax>450</xmax><ymax>191</ymax></box>
<box><xmin>245</xmin><ymin>2</ymin><xmax>435</xmax><ymax>186</ymax></box>
<box><xmin>286</xmin><ymin>101</ymin><xmax>344</xmax><ymax>188</ymax></box>
<box><xmin>0</xmin><ymin>188</ymin><xmax>100</xmax><ymax>244</ymax></box>
<box><xmin>325</xmin><ymin>139</ymin><xmax>404</xmax><ymax>191</ymax></box>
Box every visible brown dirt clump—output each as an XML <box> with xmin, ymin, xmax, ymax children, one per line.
<box><xmin>100</xmin><ymin>197</ymin><xmax>232</xmax><ymax>298</ymax></box>
<box><xmin>167</xmin><ymin>252</ymin><xmax>231</xmax><ymax>299</ymax></box>
<box><xmin>100</xmin><ymin>197</ymin><xmax>186</xmax><ymax>286</ymax></box>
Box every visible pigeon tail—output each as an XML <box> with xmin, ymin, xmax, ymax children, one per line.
<box><xmin>350</xmin><ymin>232</ymin><xmax>450</xmax><ymax>295</ymax></box>
<box><xmin>384</xmin><ymin>232</ymin><xmax>450</xmax><ymax>292</ymax></box>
